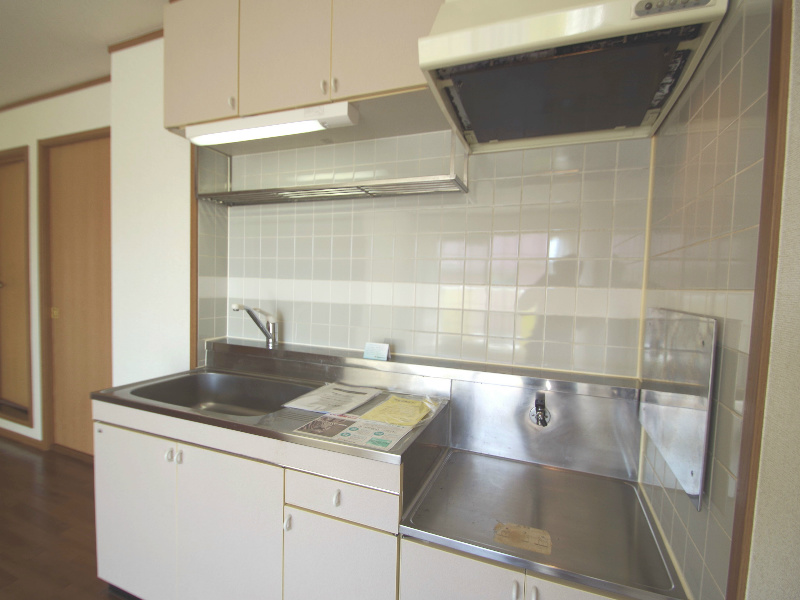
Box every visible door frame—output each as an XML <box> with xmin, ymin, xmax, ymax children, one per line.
<box><xmin>38</xmin><ymin>127</ymin><xmax>111</xmax><ymax>452</ymax></box>
<box><xmin>726</xmin><ymin>0</ymin><xmax>792</xmax><ymax>597</ymax></box>
<box><xmin>0</xmin><ymin>146</ymin><xmax>33</xmax><ymax>428</ymax></box>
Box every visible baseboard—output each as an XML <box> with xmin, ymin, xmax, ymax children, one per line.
<box><xmin>51</xmin><ymin>443</ymin><xmax>93</xmax><ymax>464</ymax></box>
<box><xmin>108</xmin><ymin>584</ymin><xmax>141</xmax><ymax>600</ymax></box>
<box><xmin>0</xmin><ymin>426</ymin><xmax>47</xmax><ymax>450</ymax></box>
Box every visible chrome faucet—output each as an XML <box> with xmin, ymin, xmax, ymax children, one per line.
<box><xmin>531</xmin><ymin>391</ymin><xmax>550</xmax><ymax>427</ymax></box>
<box><xmin>232</xmin><ymin>304</ymin><xmax>278</xmax><ymax>348</ymax></box>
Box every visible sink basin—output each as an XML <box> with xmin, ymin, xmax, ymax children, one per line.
<box><xmin>130</xmin><ymin>371</ymin><xmax>318</xmax><ymax>417</ymax></box>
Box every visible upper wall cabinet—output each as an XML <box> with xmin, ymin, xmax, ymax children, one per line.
<box><xmin>331</xmin><ymin>0</ymin><xmax>443</xmax><ymax>101</ymax></box>
<box><xmin>238</xmin><ymin>0</ymin><xmax>331</xmax><ymax>116</ymax></box>
<box><xmin>164</xmin><ymin>0</ymin><xmax>443</xmax><ymax>128</ymax></box>
<box><xmin>239</xmin><ymin>0</ymin><xmax>443</xmax><ymax>117</ymax></box>
<box><xmin>164</xmin><ymin>0</ymin><xmax>239</xmax><ymax>128</ymax></box>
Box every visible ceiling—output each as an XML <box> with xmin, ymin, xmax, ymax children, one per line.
<box><xmin>0</xmin><ymin>0</ymin><xmax>167</xmax><ymax>109</ymax></box>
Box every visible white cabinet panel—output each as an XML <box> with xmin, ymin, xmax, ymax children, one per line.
<box><xmin>94</xmin><ymin>424</ymin><xmax>177</xmax><ymax>600</ymax></box>
<box><xmin>239</xmin><ymin>0</ymin><xmax>332</xmax><ymax>116</ymax></box>
<box><xmin>400</xmin><ymin>539</ymin><xmax>524</xmax><ymax>600</ymax></box>
<box><xmin>331</xmin><ymin>0</ymin><xmax>443</xmax><ymax>100</ymax></box>
<box><xmin>285</xmin><ymin>469</ymin><xmax>399</xmax><ymax>533</ymax></box>
<box><xmin>175</xmin><ymin>444</ymin><xmax>284</xmax><ymax>600</ymax></box>
<box><xmin>163</xmin><ymin>0</ymin><xmax>239</xmax><ymax>127</ymax></box>
<box><xmin>284</xmin><ymin>507</ymin><xmax>397</xmax><ymax>600</ymax></box>
<box><xmin>526</xmin><ymin>575</ymin><xmax>613</xmax><ymax>600</ymax></box>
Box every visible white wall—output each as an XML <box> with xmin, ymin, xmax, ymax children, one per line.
<box><xmin>746</xmin><ymin>6</ymin><xmax>800</xmax><ymax>597</ymax></box>
<box><xmin>0</xmin><ymin>84</ymin><xmax>111</xmax><ymax>441</ymax></box>
<box><xmin>111</xmin><ymin>38</ymin><xmax>192</xmax><ymax>385</ymax></box>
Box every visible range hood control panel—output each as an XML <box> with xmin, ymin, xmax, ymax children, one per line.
<box><xmin>635</xmin><ymin>0</ymin><xmax>711</xmax><ymax>17</ymax></box>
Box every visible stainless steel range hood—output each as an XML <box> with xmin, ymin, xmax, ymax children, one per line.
<box><xmin>419</xmin><ymin>0</ymin><xmax>728</xmax><ymax>153</ymax></box>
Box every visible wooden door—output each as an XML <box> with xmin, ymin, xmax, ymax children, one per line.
<box><xmin>94</xmin><ymin>424</ymin><xmax>177</xmax><ymax>600</ymax></box>
<box><xmin>238</xmin><ymin>0</ymin><xmax>332</xmax><ymax>116</ymax></box>
<box><xmin>0</xmin><ymin>148</ymin><xmax>32</xmax><ymax>423</ymax></box>
<box><xmin>42</xmin><ymin>131</ymin><xmax>111</xmax><ymax>455</ymax></box>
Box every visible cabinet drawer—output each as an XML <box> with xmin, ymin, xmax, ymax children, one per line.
<box><xmin>285</xmin><ymin>469</ymin><xmax>399</xmax><ymax>533</ymax></box>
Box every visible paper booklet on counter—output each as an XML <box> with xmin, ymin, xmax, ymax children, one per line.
<box><xmin>282</xmin><ymin>383</ymin><xmax>381</xmax><ymax>414</ymax></box>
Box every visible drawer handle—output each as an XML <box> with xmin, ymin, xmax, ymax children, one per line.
<box><xmin>176</xmin><ymin>450</ymin><xmax>183</xmax><ymax>465</ymax></box>
<box><xmin>165</xmin><ymin>448</ymin><xmax>174</xmax><ymax>462</ymax></box>
<box><xmin>332</xmin><ymin>489</ymin><xmax>341</xmax><ymax>507</ymax></box>
<box><xmin>283</xmin><ymin>515</ymin><xmax>292</xmax><ymax>532</ymax></box>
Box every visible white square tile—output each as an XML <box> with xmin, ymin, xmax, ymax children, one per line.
<box><xmin>489</xmin><ymin>286</ymin><xmax>517</xmax><ymax>312</ymax></box>
<box><xmin>545</xmin><ymin>287</ymin><xmax>577</xmax><ymax>316</ymax></box>
<box><xmin>576</xmin><ymin>288</ymin><xmax>609</xmax><ymax>318</ymax></box>
<box><xmin>487</xmin><ymin>336</ymin><xmax>514</xmax><ymax>363</ymax></box>
<box><xmin>393</xmin><ymin>282</ymin><xmax>415</xmax><ymax>306</ymax></box>
<box><xmin>416</xmin><ymin>283</ymin><xmax>440</xmax><ymax>308</ymax></box>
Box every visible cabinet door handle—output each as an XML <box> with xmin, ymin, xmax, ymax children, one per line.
<box><xmin>332</xmin><ymin>489</ymin><xmax>341</xmax><ymax>507</ymax></box>
<box><xmin>165</xmin><ymin>448</ymin><xmax>174</xmax><ymax>462</ymax></box>
<box><xmin>320</xmin><ymin>79</ymin><xmax>328</xmax><ymax>95</ymax></box>
<box><xmin>228</xmin><ymin>95</ymin><xmax>236</xmax><ymax>110</ymax></box>
<box><xmin>176</xmin><ymin>450</ymin><xmax>183</xmax><ymax>465</ymax></box>
<box><xmin>332</xmin><ymin>77</ymin><xmax>339</xmax><ymax>94</ymax></box>
<box><xmin>283</xmin><ymin>514</ymin><xmax>292</xmax><ymax>532</ymax></box>
<box><xmin>529</xmin><ymin>584</ymin><xmax>538</xmax><ymax>600</ymax></box>
<box><xmin>511</xmin><ymin>580</ymin><xmax>520</xmax><ymax>600</ymax></box>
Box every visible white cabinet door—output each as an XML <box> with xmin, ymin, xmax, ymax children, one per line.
<box><xmin>526</xmin><ymin>574</ymin><xmax>612</xmax><ymax>600</ymax></box>
<box><xmin>239</xmin><ymin>0</ymin><xmax>332</xmax><ymax>116</ymax></box>
<box><xmin>94</xmin><ymin>424</ymin><xmax>177</xmax><ymax>600</ymax></box>
<box><xmin>163</xmin><ymin>0</ymin><xmax>239</xmax><ymax>127</ymax></box>
<box><xmin>331</xmin><ymin>0</ymin><xmax>443</xmax><ymax>100</ymax></box>
<box><xmin>174</xmin><ymin>443</ymin><xmax>284</xmax><ymax>600</ymax></box>
<box><xmin>400</xmin><ymin>539</ymin><xmax>525</xmax><ymax>600</ymax></box>
<box><xmin>284</xmin><ymin>507</ymin><xmax>397</xmax><ymax>600</ymax></box>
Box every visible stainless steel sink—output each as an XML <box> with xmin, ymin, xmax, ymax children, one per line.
<box><xmin>130</xmin><ymin>371</ymin><xmax>317</xmax><ymax>417</ymax></box>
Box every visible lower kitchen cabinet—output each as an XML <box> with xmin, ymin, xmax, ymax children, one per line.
<box><xmin>525</xmin><ymin>575</ymin><xmax>614</xmax><ymax>600</ymax></box>
<box><xmin>95</xmin><ymin>424</ymin><xmax>177</xmax><ymax>600</ymax></box>
<box><xmin>94</xmin><ymin>423</ymin><xmax>283</xmax><ymax>600</ymax></box>
<box><xmin>283</xmin><ymin>506</ymin><xmax>398</xmax><ymax>600</ymax></box>
<box><xmin>174</xmin><ymin>442</ymin><xmax>283</xmax><ymax>600</ymax></box>
<box><xmin>400</xmin><ymin>539</ymin><xmax>613</xmax><ymax>600</ymax></box>
<box><xmin>399</xmin><ymin>539</ymin><xmax>525</xmax><ymax>600</ymax></box>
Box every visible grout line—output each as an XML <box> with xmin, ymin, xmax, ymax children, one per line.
<box><xmin>636</xmin><ymin>137</ymin><xmax>657</xmax><ymax>379</ymax></box>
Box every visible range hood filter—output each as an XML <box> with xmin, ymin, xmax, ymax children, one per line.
<box><xmin>419</xmin><ymin>0</ymin><xmax>728</xmax><ymax>152</ymax></box>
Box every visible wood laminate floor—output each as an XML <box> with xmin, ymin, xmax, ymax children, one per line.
<box><xmin>0</xmin><ymin>435</ymin><xmax>116</xmax><ymax>599</ymax></box>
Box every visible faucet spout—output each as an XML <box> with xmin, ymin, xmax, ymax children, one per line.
<box><xmin>232</xmin><ymin>304</ymin><xmax>278</xmax><ymax>347</ymax></box>
<box><xmin>531</xmin><ymin>391</ymin><xmax>550</xmax><ymax>427</ymax></box>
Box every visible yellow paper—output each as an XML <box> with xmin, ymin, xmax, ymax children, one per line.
<box><xmin>360</xmin><ymin>395</ymin><xmax>431</xmax><ymax>427</ymax></box>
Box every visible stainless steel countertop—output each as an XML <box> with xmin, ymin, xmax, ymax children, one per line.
<box><xmin>400</xmin><ymin>450</ymin><xmax>686</xmax><ymax>600</ymax></box>
<box><xmin>91</xmin><ymin>367</ymin><xmax>446</xmax><ymax>464</ymax></box>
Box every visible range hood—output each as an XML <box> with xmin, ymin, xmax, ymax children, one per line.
<box><xmin>419</xmin><ymin>0</ymin><xmax>728</xmax><ymax>153</ymax></box>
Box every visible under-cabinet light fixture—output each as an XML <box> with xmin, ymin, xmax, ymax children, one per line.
<box><xmin>185</xmin><ymin>102</ymin><xmax>359</xmax><ymax>146</ymax></box>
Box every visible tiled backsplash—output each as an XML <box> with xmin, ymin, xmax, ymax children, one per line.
<box><xmin>211</xmin><ymin>131</ymin><xmax>651</xmax><ymax>376</ymax></box>
<box><xmin>197</xmin><ymin>198</ymin><xmax>228</xmax><ymax>362</ymax></box>
<box><xmin>641</xmin><ymin>0</ymin><xmax>771</xmax><ymax>598</ymax></box>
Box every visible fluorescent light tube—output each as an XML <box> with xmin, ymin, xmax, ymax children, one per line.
<box><xmin>185</xmin><ymin>102</ymin><xmax>358</xmax><ymax>146</ymax></box>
